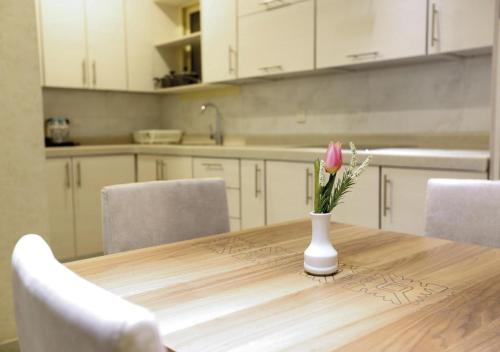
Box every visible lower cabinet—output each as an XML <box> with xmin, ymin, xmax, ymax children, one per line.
<box><xmin>266</xmin><ymin>161</ymin><xmax>379</xmax><ymax>227</ymax></box>
<box><xmin>46</xmin><ymin>155</ymin><xmax>135</xmax><ymax>260</ymax></box>
<box><xmin>241</xmin><ymin>159</ymin><xmax>266</xmax><ymax>229</ymax></box>
<box><xmin>137</xmin><ymin>155</ymin><xmax>192</xmax><ymax>182</ymax></box>
<box><xmin>266</xmin><ymin>161</ymin><xmax>314</xmax><ymax>224</ymax></box>
<box><xmin>381</xmin><ymin>167</ymin><xmax>487</xmax><ymax>236</ymax></box>
<box><xmin>193</xmin><ymin>157</ymin><xmax>241</xmax><ymax>231</ymax></box>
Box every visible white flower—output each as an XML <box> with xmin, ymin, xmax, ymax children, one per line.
<box><xmin>319</xmin><ymin>160</ymin><xmax>329</xmax><ymax>187</ymax></box>
<box><xmin>353</xmin><ymin>155</ymin><xmax>372</xmax><ymax>178</ymax></box>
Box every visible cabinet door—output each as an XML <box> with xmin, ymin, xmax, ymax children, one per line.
<box><xmin>238</xmin><ymin>0</ymin><xmax>314</xmax><ymax>78</ymax></box>
<box><xmin>159</xmin><ymin>156</ymin><xmax>193</xmax><ymax>180</ymax></box>
<box><xmin>333</xmin><ymin>166</ymin><xmax>379</xmax><ymax>229</ymax></box>
<box><xmin>381</xmin><ymin>168</ymin><xmax>487</xmax><ymax>236</ymax></box>
<box><xmin>125</xmin><ymin>0</ymin><xmax>154</xmax><ymax>91</ymax></box>
<box><xmin>201</xmin><ymin>0</ymin><xmax>237</xmax><ymax>83</ymax></box>
<box><xmin>241</xmin><ymin>160</ymin><xmax>265</xmax><ymax>229</ymax></box>
<box><xmin>316</xmin><ymin>0</ymin><xmax>427</xmax><ymax>69</ymax></box>
<box><xmin>46</xmin><ymin>158</ymin><xmax>76</xmax><ymax>260</ymax></box>
<box><xmin>428</xmin><ymin>0</ymin><xmax>494</xmax><ymax>54</ymax></box>
<box><xmin>86</xmin><ymin>0</ymin><xmax>127</xmax><ymax>90</ymax></box>
<box><xmin>266</xmin><ymin>161</ymin><xmax>314</xmax><ymax>224</ymax></box>
<box><xmin>193</xmin><ymin>158</ymin><xmax>240</xmax><ymax>230</ymax></box>
<box><xmin>73</xmin><ymin>155</ymin><xmax>135</xmax><ymax>257</ymax></box>
<box><xmin>38</xmin><ymin>0</ymin><xmax>87</xmax><ymax>88</ymax></box>
<box><xmin>137</xmin><ymin>155</ymin><xmax>160</xmax><ymax>182</ymax></box>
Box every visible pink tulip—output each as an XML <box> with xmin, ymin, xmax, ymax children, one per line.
<box><xmin>324</xmin><ymin>142</ymin><xmax>342</xmax><ymax>173</ymax></box>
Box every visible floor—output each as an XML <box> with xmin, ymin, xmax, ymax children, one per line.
<box><xmin>0</xmin><ymin>341</ymin><xmax>19</xmax><ymax>352</ymax></box>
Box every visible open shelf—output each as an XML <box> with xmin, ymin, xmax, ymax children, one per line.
<box><xmin>155</xmin><ymin>31</ymin><xmax>201</xmax><ymax>49</ymax></box>
<box><xmin>153</xmin><ymin>83</ymin><xmax>233</xmax><ymax>95</ymax></box>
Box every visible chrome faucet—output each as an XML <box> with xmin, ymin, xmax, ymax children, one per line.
<box><xmin>200</xmin><ymin>102</ymin><xmax>223</xmax><ymax>146</ymax></box>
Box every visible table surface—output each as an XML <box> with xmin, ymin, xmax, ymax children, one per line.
<box><xmin>67</xmin><ymin>220</ymin><xmax>500</xmax><ymax>352</ymax></box>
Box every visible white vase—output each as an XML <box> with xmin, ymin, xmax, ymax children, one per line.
<box><xmin>304</xmin><ymin>211</ymin><xmax>338</xmax><ymax>275</ymax></box>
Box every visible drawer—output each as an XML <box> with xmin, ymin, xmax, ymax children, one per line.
<box><xmin>238</xmin><ymin>0</ymin><xmax>305</xmax><ymax>17</ymax></box>
<box><xmin>193</xmin><ymin>158</ymin><xmax>240</xmax><ymax>189</ymax></box>
<box><xmin>227</xmin><ymin>188</ymin><xmax>240</xmax><ymax>218</ymax></box>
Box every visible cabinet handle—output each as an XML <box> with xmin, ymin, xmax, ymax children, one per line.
<box><xmin>65</xmin><ymin>162</ymin><xmax>71</xmax><ymax>189</ymax></box>
<box><xmin>305</xmin><ymin>168</ymin><xmax>313</xmax><ymax>205</ymax></box>
<box><xmin>259</xmin><ymin>65</ymin><xmax>283</xmax><ymax>72</ymax></box>
<box><xmin>76</xmin><ymin>162</ymin><xmax>82</xmax><ymax>188</ymax></box>
<box><xmin>202</xmin><ymin>163</ymin><xmax>223</xmax><ymax>171</ymax></box>
<box><xmin>82</xmin><ymin>60</ymin><xmax>87</xmax><ymax>86</ymax></box>
<box><xmin>92</xmin><ymin>61</ymin><xmax>97</xmax><ymax>87</ymax></box>
<box><xmin>161</xmin><ymin>160</ymin><xmax>167</xmax><ymax>180</ymax></box>
<box><xmin>347</xmin><ymin>51</ymin><xmax>379</xmax><ymax>59</ymax></box>
<box><xmin>155</xmin><ymin>159</ymin><xmax>160</xmax><ymax>180</ymax></box>
<box><xmin>254</xmin><ymin>164</ymin><xmax>261</xmax><ymax>198</ymax></box>
<box><xmin>228</xmin><ymin>46</ymin><xmax>235</xmax><ymax>74</ymax></box>
<box><xmin>431</xmin><ymin>3</ymin><xmax>439</xmax><ymax>47</ymax></box>
<box><xmin>383</xmin><ymin>174</ymin><xmax>391</xmax><ymax>217</ymax></box>
<box><xmin>259</xmin><ymin>0</ymin><xmax>284</xmax><ymax>8</ymax></box>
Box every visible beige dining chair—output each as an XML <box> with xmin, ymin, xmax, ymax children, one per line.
<box><xmin>424</xmin><ymin>179</ymin><xmax>500</xmax><ymax>247</ymax></box>
<box><xmin>101</xmin><ymin>178</ymin><xmax>230</xmax><ymax>254</ymax></box>
<box><xmin>12</xmin><ymin>234</ymin><xmax>164</xmax><ymax>352</ymax></box>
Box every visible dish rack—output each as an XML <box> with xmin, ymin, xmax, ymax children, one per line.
<box><xmin>133</xmin><ymin>130</ymin><xmax>183</xmax><ymax>144</ymax></box>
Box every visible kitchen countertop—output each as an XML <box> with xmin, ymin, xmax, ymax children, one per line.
<box><xmin>45</xmin><ymin>144</ymin><xmax>490</xmax><ymax>173</ymax></box>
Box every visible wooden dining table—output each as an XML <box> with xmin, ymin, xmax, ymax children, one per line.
<box><xmin>67</xmin><ymin>220</ymin><xmax>500</xmax><ymax>351</ymax></box>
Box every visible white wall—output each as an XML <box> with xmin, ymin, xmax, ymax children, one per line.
<box><xmin>161</xmin><ymin>56</ymin><xmax>491</xmax><ymax>138</ymax></box>
<box><xmin>0</xmin><ymin>0</ymin><xmax>49</xmax><ymax>343</ymax></box>
<box><xmin>43</xmin><ymin>89</ymin><xmax>162</xmax><ymax>143</ymax></box>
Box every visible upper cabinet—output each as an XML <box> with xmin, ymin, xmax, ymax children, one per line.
<box><xmin>38</xmin><ymin>0</ymin><xmax>88</xmax><ymax>88</ymax></box>
<box><xmin>201</xmin><ymin>0</ymin><xmax>237</xmax><ymax>83</ymax></box>
<box><xmin>85</xmin><ymin>0</ymin><xmax>127</xmax><ymax>90</ymax></box>
<box><xmin>428</xmin><ymin>0</ymin><xmax>494</xmax><ymax>55</ymax></box>
<box><xmin>316</xmin><ymin>0</ymin><xmax>427</xmax><ymax>69</ymax></box>
<box><xmin>37</xmin><ymin>0</ymin><xmax>152</xmax><ymax>91</ymax></box>
<box><xmin>238</xmin><ymin>0</ymin><xmax>315</xmax><ymax>79</ymax></box>
<box><xmin>125</xmin><ymin>0</ymin><xmax>154</xmax><ymax>91</ymax></box>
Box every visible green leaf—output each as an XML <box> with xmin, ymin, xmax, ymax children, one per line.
<box><xmin>313</xmin><ymin>159</ymin><xmax>321</xmax><ymax>213</ymax></box>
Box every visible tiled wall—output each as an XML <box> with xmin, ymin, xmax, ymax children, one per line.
<box><xmin>161</xmin><ymin>55</ymin><xmax>492</xmax><ymax>136</ymax></box>
<box><xmin>43</xmin><ymin>89</ymin><xmax>162</xmax><ymax>143</ymax></box>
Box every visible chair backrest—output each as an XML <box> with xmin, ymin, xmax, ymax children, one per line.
<box><xmin>424</xmin><ymin>179</ymin><xmax>500</xmax><ymax>247</ymax></box>
<box><xmin>101</xmin><ymin>178</ymin><xmax>230</xmax><ymax>254</ymax></box>
<box><xmin>12</xmin><ymin>235</ymin><xmax>163</xmax><ymax>352</ymax></box>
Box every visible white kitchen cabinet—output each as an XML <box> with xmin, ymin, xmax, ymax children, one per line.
<box><xmin>266</xmin><ymin>161</ymin><xmax>314</xmax><ymax>224</ymax></box>
<box><xmin>137</xmin><ymin>155</ymin><xmax>192</xmax><ymax>182</ymax></box>
<box><xmin>241</xmin><ymin>160</ymin><xmax>266</xmax><ymax>229</ymax></box>
<box><xmin>193</xmin><ymin>157</ymin><xmax>241</xmax><ymax>231</ymax></box>
<box><xmin>86</xmin><ymin>0</ymin><xmax>127</xmax><ymax>90</ymax></box>
<box><xmin>46</xmin><ymin>158</ymin><xmax>76</xmax><ymax>260</ymax></box>
<box><xmin>316</xmin><ymin>0</ymin><xmax>427</xmax><ymax>69</ymax></box>
<box><xmin>266</xmin><ymin>161</ymin><xmax>379</xmax><ymax>227</ymax></box>
<box><xmin>238</xmin><ymin>0</ymin><xmax>314</xmax><ymax>79</ymax></box>
<box><xmin>46</xmin><ymin>155</ymin><xmax>135</xmax><ymax>260</ymax></box>
<box><xmin>73</xmin><ymin>155</ymin><xmax>135</xmax><ymax>257</ymax></box>
<box><xmin>381</xmin><ymin>167</ymin><xmax>487</xmax><ymax>236</ymax></box>
<box><xmin>333</xmin><ymin>166</ymin><xmax>379</xmax><ymax>229</ymax></box>
<box><xmin>37</xmin><ymin>0</ymin><xmax>87</xmax><ymax>88</ymax></box>
<box><xmin>201</xmin><ymin>0</ymin><xmax>237</xmax><ymax>83</ymax></box>
<box><xmin>125</xmin><ymin>0</ymin><xmax>154</xmax><ymax>91</ymax></box>
<box><xmin>428</xmin><ymin>0</ymin><xmax>494</xmax><ymax>55</ymax></box>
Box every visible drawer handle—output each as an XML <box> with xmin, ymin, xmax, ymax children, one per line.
<box><xmin>347</xmin><ymin>51</ymin><xmax>379</xmax><ymax>59</ymax></box>
<box><xmin>259</xmin><ymin>65</ymin><xmax>283</xmax><ymax>72</ymax></box>
<box><xmin>260</xmin><ymin>0</ymin><xmax>284</xmax><ymax>6</ymax></box>
<box><xmin>76</xmin><ymin>162</ymin><xmax>82</xmax><ymax>188</ymax></box>
<box><xmin>202</xmin><ymin>163</ymin><xmax>224</xmax><ymax>171</ymax></box>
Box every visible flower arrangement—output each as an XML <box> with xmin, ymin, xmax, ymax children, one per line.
<box><xmin>313</xmin><ymin>142</ymin><xmax>372</xmax><ymax>214</ymax></box>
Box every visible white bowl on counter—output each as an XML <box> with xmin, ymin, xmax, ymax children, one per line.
<box><xmin>133</xmin><ymin>130</ymin><xmax>183</xmax><ymax>144</ymax></box>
